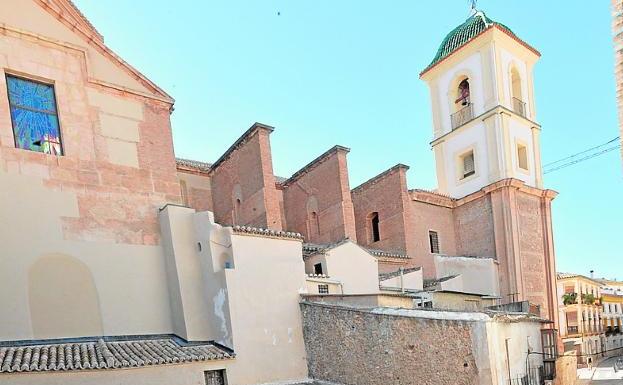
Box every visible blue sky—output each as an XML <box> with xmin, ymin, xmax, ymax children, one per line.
<box><xmin>75</xmin><ymin>0</ymin><xmax>622</xmax><ymax>278</ymax></box>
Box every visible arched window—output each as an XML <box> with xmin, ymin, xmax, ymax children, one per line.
<box><xmin>233</xmin><ymin>198</ymin><xmax>241</xmax><ymax>224</ymax></box>
<box><xmin>510</xmin><ymin>68</ymin><xmax>526</xmax><ymax>117</ymax></box>
<box><xmin>309</xmin><ymin>211</ymin><xmax>320</xmax><ymax>240</ymax></box>
<box><xmin>455</xmin><ymin>78</ymin><xmax>471</xmax><ymax>107</ymax></box>
<box><xmin>368</xmin><ymin>212</ymin><xmax>380</xmax><ymax>243</ymax></box>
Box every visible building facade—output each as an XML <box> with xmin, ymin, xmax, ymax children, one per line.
<box><xmin>0</xmin><ymin>1</ymin><xmax>565</xmax><ymax>384</ymax></box>
<box><xmin>557</xmin><ymin>273</ymin><xmax>605</xmax><ymax>365</ymax></box>
<box><xmin>598</xmin><ymin>279</ymin><xmax>623</xmax><ymax>354</ymax></box>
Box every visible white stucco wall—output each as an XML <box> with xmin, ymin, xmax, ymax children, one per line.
<box><xmin>380</xmin><ymin>269</ymin><xmax>424</xmax><ymax>291</ymax></box>
<box><xmin>435</xmin><ymin>255</ymin><xmax>500</xmax><ymax>296</ymax></box>
<box><xmin>307</xmin><ymin>242</ymin><xmax>380</xmax><ymax>295</ymax></box>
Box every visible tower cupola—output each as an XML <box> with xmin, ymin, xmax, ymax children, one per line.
<box><xmin>420</xmin><ymin>10</ymin><xmax>543</xmax><ymax>198</ymax></box>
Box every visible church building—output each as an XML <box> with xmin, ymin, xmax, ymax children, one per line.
<box><xmin>0</xmin><ymin>1</ymin><xmax>562</xmax><ymax>384</ymax></box>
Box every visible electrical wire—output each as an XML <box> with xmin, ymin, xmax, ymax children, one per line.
<box><xmin>543</xmin><ymin>137</ymin><xmax>620</xmax><ymax>168</ymax></box>
<box><xmin>543</xmin><ymin>144</ymin><xmax>621</xmax><ymax>174</ymax></box>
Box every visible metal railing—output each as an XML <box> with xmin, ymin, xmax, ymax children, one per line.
<box><xmin>450</xmin><ymin>103</ymin><xmax>474</xmax><ymax>130</ymax></box>
<box><xmin>567</xmin><ymin>326</ymin><xmax>579</xmax><ymax>335</ymax></box>
<box><xmin>512</xmin><ymin>97</ymin><xmax>527</xmax><ymax>118</ymax></box>
<box><xmin>507</xmin><ymin>366</ymin><xmax>545</xmax><ymax>385</ymax></box>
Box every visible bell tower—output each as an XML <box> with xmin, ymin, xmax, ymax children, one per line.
<box><xmin>420</xmin><ymin>10</ymin><xmax>543</xmax><ymax>198</ymax></box>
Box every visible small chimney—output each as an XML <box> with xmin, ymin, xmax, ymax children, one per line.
<box><xmin>590</xmin><ymin>270</ymin><xmax>594</xmax><ymax>279</ymax></box>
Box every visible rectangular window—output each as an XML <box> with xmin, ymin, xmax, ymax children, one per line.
<box><xmin>429</xmin><ymin>231</ymin><xmax>440</xmax><ymax>254</ymax></box>
<box><xmin>314</xmin><ymin>263</ymin><xmax>323</xmax><ymax>275</ymax></box>
<box><xmin>6</xmin><ymin>75</ymin><xmax>63</xmax><ymax>155</ymax></box>
<box><xmin>204</xmin><ymin>370</ymin><xmax>226</xmax><ymax>385</ymax></box>
<box><xmin>318</xmin><ymin>284</ymin><xmax>329</xmax><ymax>294</ymax></box>
<box><xmin>517</xmin><ymin>143</ymin><xmax>528</xmax><ymax>170</ymax></box>
<box><xmin>461</xmin><ymin>151</ymin><xmax>475</xmax><ymax>179</ymax></box>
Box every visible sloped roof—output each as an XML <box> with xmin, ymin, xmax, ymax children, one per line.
<box><xmin>379</xmin><ymin>267</ymin><xmax>422</xmax><ymax>282</ymax></box>
<box><xmin>176</xmin><ymin>158</ymin><xmax>213</xmax><ymax>173</ymax></box>
<box><xmin>421</xmin><ymin>11</ymin><xmax>539</xmax><ymax>76</ymax></box>
<box><xmin>0</xmin><ymin>335</ymin><xmax>233</xmax><ymax>373</ymax></box>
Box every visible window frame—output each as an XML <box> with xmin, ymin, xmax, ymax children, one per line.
<box><xmin>318</xmin><ymin>284</ymin><xmax>329</xmax><ymax>294</ymax></box>
<box><xmin>5</xmin><ymin>73</ymin><xmax>64</xmax><ymax>155</ymax></box>
<box><xmin>313</xmin><ymin>263</ymin><xmax>323</xmax><ymax>275</ymax></box>
<box><xmin>515</xmin><ymin>139</ymin><xmax>530</xmax><ymax>173</ymax></box>
<box><xmin>369</xmin><ymin>212</ymin><xmax>381</xmax><ymax>243</ymax></box>
<box><xmin>429</xmin><ymin>230</ymin><xmax>440</xmax><ymax>254</ymax></box>
<box><xmin>455</xmin><ymin>147</ymin><xmax>478</xmax><ymax>183</ymax></box>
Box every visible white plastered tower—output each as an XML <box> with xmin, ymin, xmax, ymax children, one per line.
<box><xmin>420</xmin><ymin>11</ymin><xmax>544</xmax><ymax>198</ymax></box>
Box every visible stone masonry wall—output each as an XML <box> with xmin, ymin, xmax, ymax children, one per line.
<box><xmin>300</xmin><ymin>302</ymin><xmax>481</xmax><ymax>385</ymax></box>
<box><xmin>0</xmin><ymin>29</ymin><xmax>179</xmax><ymax>245</ymax></box>
<box><xmin>282</xmin><ymin>146</ymin><xmax>356</xmax><ymax>243</ymax></box>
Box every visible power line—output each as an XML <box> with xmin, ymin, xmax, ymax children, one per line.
<box><xmin>543</xmin><ymin>137</ymin><xmax>620</xmax><ymax>168</ymax></box>
<box><xmin>543</xmin><ymin>144</ymin><xmax>621</xmax><ymax>174</ymax></box>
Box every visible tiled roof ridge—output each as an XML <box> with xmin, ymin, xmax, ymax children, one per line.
<box><xmin>176</xmin><ymin>158</ymin><xmax>213</xmax><ymax>174</ymax></box>
<box><xmin>351</xmin><ymin>164</ymin><xmax>410</xmax><ymax>194</ymax></box>
<box><xmin>420</xmin><ymin>12</ymin><xmax>540</xmax><ymax>77</ymax></box>
<box><xmin>436</xmin><ymin>254</ymin><xmax>495</xmax><ymax>260</ymax></box>
<box><xmin>379</xmin><ymin>267</ymin><xmax>422</xmax><ymax>281</ymax></box>
<box><xmin>0</xmin><ymin>336</ymin><xmax>233</xmax><ymax>373</ymax></box>
<box><xmin>232</xmin><ymin>225</ymin><xmax>303</xmax><ymax>241</ymax></box>
<box><xmin>281</xmin><ymin>145</ymin><xmax>350</xmax><ymax>187</ymax></box>
<box><xmin>302</xmin><ymin>239</ymin><xmax>353</xmax><ymax>258</ymax></box>
<box><xmin>209</xmin><ymin>122</ymin><xmax>275</xmax><ymax>173</ymax></box>
<box><xmin>423</xmin><ymin>274</ymin><xmax>460</xmax><ymax>289</ymax></box>
<box><xmin>409</xmin><ymin>188</ymin><xmax>454</xmax><ymax>200</ymax></box>
<box><xmin>366</xmin><ymin>248</ymin><xmax>411</xmax><ymax>260</ymax></box>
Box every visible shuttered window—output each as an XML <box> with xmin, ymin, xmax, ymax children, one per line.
<box><xmin>462</xmin><ymin>151</ymin><xmax>475</xmax><ymax>178</ymax></box>
<box><xmin>429</xmin><ymin>231</ymin><xmax>440</xmax><ymax>254</ymax></box>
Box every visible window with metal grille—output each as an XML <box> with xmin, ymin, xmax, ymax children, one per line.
<box><xmin>318</xmin><ymin>284</ymin><xmax>329</xmax><ymax>294</ymax></box>
<box><xmin>6</xmin><ymin>75</ymin><xmax>63</xmax><ymax>155</ymax></box>
<box><xmin>429</xmin><ymin>231</ymin><xmax>440</xmax><ymax>254</ymax></box>
<box><xmin>204</xmin><ymin>369</ymin><xmax>226</xmax><ymax>385</ymax></box>
<box><xmin>461</xmin><ymin>151</ymin><xmax>475</xmax><ymax>179</ymax></box>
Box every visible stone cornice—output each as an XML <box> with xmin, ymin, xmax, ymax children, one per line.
<box><xmin>209</xmin><ymin>122</ymin><xmax>274</xmax><ymax>174</ymax></box>
<box><xmin>430</xmin><ymin>105</ymin><xmax>541</xmax><ymax>148</ymax></box>
<box><xmin>281</xmin><ymin>145</ymin><xmax>350</xmax><ymax>187</ymax></box>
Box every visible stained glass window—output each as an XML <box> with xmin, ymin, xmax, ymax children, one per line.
<box><xmin>6</xmin><ymin>75</ymin><xmax>63</xmax><ymax>155</ymax></box>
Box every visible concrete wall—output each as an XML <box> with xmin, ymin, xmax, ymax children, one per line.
<box><xmin>379</xmin><ymin>269</ymin><xmax>424</xmax><ymax>292</ymax></box>
<box><xmin>304</xmin><ymin>242</ymin><xmax>379</xmax><ymax>295</ymax></box>
<box><xmin>209</xmin><ymin>124</ymin><xmax>282</xmax><ymax>230</ymax></box>
<box><xmin>160</xmin><ymin>205</ymin><xmax>309</xmax><ymax>385</ymax></box>
<box><xmin>300</xmin><ymin>302</ymin><xmax>545</xmax><ymax>385</ymax></box>
<box><xmin>282</xmin><ymin>146</ymin><xmax>357</xmax><ymax>243</ymax></box>
<box><xmin>435</xmin><ymin>255</ymin><xmax>500</xmax><ymax>296</ymax></box>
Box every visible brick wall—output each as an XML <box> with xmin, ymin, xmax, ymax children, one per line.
<box><xmin>454</xmin><ymin>195</ymin><xmax>496</xmax><ymax>258</ymax></box>
<box><xmin>351</xmin><ymin>165</ymin><xmax>411</xmax><ymax>256</ymax></box>
<box><xmin>0</xmin><ymin>28</ymin><xmax>179</xmax><ymax>246</ymax></box>
<box><xmin>209</xmin><ymin>123</ymin><xmax>282</xmax><ymax>230</ymax></box>
<box><xmin>300</xmin><ymin>302</ymin><xmax>481</xmax><ymax>385</ymax></box>
<box><xmin>178</xmin><ymin>171</ymin><xmax>213</xmax><ymax>212</ymax></box>
<box><xmin>408</xmin><ymin>190</ymin><xmax>458</xmax><ymax>278</ymax></box>
<box><xmin>282</xmin><ymin>146</ymin><xmax>356</xmax><ymax>243</ymax></box>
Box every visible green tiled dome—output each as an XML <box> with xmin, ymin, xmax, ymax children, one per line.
<box><xmin>423</xmin><ymin>12</ymin><xmax>515</xmax><ymax>73</ymax></box>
